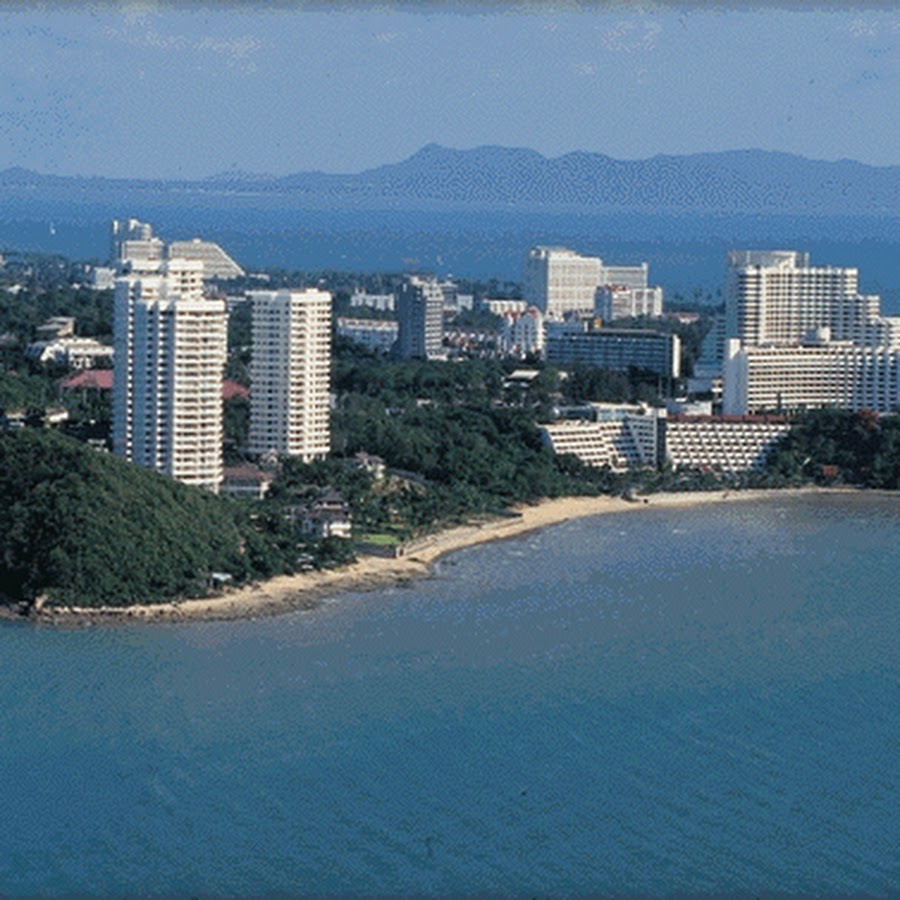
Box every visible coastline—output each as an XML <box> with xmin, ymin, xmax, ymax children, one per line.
<box><xmin>0</xmin><ymin>486</ymin><xmax>855</xmax><ymax>626</ymax></box>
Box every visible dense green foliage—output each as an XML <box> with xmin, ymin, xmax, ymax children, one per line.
<box><xmin>0</xmin><ymin>430</ymin><xmax>257</xmax><ymax>607</ymax></box>
<box><xmin>767</xmin><ymin>408</ymin><xmax>900</xmax><ymax>488</ymax></box>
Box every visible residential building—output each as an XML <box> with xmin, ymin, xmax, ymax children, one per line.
<box><xmin>499</xmin><ymin>306</ymin><xmax>545</xmax><ymax>358</ymax></box>
<box><xmin>26</xmin><ymin>337</ymin><xmax>114</xmax><ymax>369</ymax></box>
<box><xmin>546</xmin><ymin>327</ymin><xmax>681</xmax><ymax>379</ymax></box>
<box><xmin>349</xmin><ymin>288</ymin><xmax>396</xmax><ymax>312</ymax></box>
<box><xmin>524</xmin><ymin>246</ymin><xmax>603</xmax><ymax>318</ymax></box>
<box><xmin>221</xmin><ymin>465</ymin><xmax>275</xmax><ymax>500</ymax></box>
<box><xmin>248</xmin><ymin>288</ymin><xmax>332</xmax><ymax>461</ymax></box>
<box><xmin>394</xmin><ymin>276</ymin><xmax>444</xmax><ymax>360</ymax></box>
<box><xmin>112</xmin><ymin>258</ymin><xmax>228</xmax><ymax>492</ymax></box>
<box><xmin>337</xmin><ymin>317</ymin><xmax>399</xmax><ymax>354</ymax></box>
<box><xmin>601</xmin><ymin>263</ymin><xmax>649</xmax><ymax>290</ymax></box>
<box><xmin>481</xmin><ymin>298</ymin><xmax>528</xmax><ymax>316</ymax></box>
<box><xmin>168</xmin><ymin>239</ymin><xmax>245</xmax><ymax>280</ymax></box>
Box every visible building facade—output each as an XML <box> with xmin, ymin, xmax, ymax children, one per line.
<box><xmin>524</xmin><ymin>246</ymin><xmax>603</xmax><ymax>318</ymax></box>
<box><xmin>248</xmin><ymin>289</ymin><xmax>332</xmax><ymax>461</ymax></box>
<box><xmin>725</xmin><ymin>250</ymin><xmax>880</xmax><ymax>347</ymax></box>
<box><xmin>723</xmin><ymin>338</ymin><xmax>900</xmax><ymax>415</ymax></box>
<box><xmin>546</xmin><ymin>328</ymin><xmax>681</xmax><ymax>379</ymax></box>
<box><xmin>395</xmin><ymin>276</ymin><xmax>445</xmax><ymax>360</ymax></box>
<box><xmin>112</xmin><ymin>258</ymin><xmax>228</xmax><ymax>492</ymax></box>
<box><xmin>596</xmin><ymin>285</ymin><xmax>664</xmax><ymax>322</ymax></box>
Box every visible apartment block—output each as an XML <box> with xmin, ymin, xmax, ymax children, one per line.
<box><xmin>249</xmin><ymin>289</ymin><xmax>332</xmax><ymax>461</ymax></box>
<box><xmin>395</xmin><ymin>276</ymin><xmax>444</xmax><ymax>360</ymax></box>
<box><xmin>112</xmin><ymin>258</ymin><xmax>227</xmax><ymax>492</ymax></box>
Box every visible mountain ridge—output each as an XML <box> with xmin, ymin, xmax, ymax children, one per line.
<box><xmin>0</xmin><ymin>145</ymin><xmax>896</xmax><ymax>216</ymax></box>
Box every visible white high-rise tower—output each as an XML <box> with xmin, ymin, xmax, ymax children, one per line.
<box><xmin>112</xmin><ymin>258</ymin><xmax>228</xmax><ymax>492</ymax></box>
<box><xmin>248</xmin><ymin>288</ymin><xmax>332</xmax><ymax>461</ymax></box>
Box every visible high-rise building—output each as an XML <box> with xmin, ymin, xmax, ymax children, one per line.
<box><xmin>248</xmin><ymin>289</ymin><xmax>332</xmax><ymax>461</ymax></box>
<box><xmin>112</xmin><ymin>259</ymin><xmax>228</xmax><ymax>492</ymax></box>
<box><xmin>394</xmin><ymin>276</ymin><xmax>445</xmax><ymax>360</ymax></box>
<box><xmin>725</xmin><ymin>250</ymin><xmax>880</xmax><ymax>346</ymax></box>
<box><xmin>524</xmin><ymin>246</ymin><xmax>603</xmax><ymax>318</ymax></box>
<box><xmin>722</xmin><ymin>250</ymin><xmax>900</xmax><ymax>414</ymax></box>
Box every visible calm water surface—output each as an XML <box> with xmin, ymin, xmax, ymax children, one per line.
<box><xmin>0</xmin><ymin>494</ymin><xmax>897</xmax><ymax>895</ymax></box>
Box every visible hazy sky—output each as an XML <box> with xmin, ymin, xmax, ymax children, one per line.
<box><xmin>0</xmin><ymin>2</ymin><xmax>896</xmax><ymax>178</ymax></box>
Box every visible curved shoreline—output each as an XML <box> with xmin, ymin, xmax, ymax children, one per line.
<box><xmin>0</xmin><ymin>486</ymin><xmax>864</xmax><ymax>626</ymax></box>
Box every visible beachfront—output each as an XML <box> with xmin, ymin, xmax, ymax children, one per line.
<box><xmin>17</xmin><ymin>487</ymin><xmax>833</xmax><ymax>625</ymax></box>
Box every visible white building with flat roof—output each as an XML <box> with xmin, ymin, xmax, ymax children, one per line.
<box><xmin>524</xmin><ymin>246</ymin><xmax>603</xmax><ymax>318</ymax></box>
<box><xmin>249</xmin><ymin>289</ymin><xmax>332</xmax><ymax>461</ymax></box>
<box><xmin>665</xmin><ymin>417</ymin><xmax>791</xmax><ymax>472</ymax></box>
<box><xmin>723</xmin><ymin>338</ymin><xmax>900</xmax><ymax>415</ymax></box>
<box><xmin>113</xmin><ymin>258</ymin><xmax>228</xmax><ymax>492</ymax></box>
<box><xmin>597</xmin><ymin>285</ymin><xmax>664</xmax><ymax>322</ymax></box>
<box><xmin>337</xmin><ymin>317</ymin><xmax>399</xmax><ymax>354</ymax></box>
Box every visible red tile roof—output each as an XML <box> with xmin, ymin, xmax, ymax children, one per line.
<box><xmin>61</xmin><ymin>370</ymin><xmax>250</xmax><ymax>400</ymax></box>
<box><xmin>61</xmin><ymin>369</ymin><xmax>114</xmax><ymax>390</ymax></box>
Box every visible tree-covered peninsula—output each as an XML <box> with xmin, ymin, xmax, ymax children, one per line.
<box><xmin>0</xmin><ymin>429</ymin><xmax>277</xmax><ymax>609</ymax></box>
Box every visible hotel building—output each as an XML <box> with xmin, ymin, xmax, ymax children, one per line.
<box><xmin>112</xmin><ymin>258</ymin><xmax>228</xmax><ymax>492</ymax></box>
<box><xmin>248</xmin><ymin>288</ymin><xmax>332</xmax><ymax>461</ymax></box>
<box><xmin>723</xmin><ymin>337</ymin><xmax>900</xmax><ymax>415</ymax></box>
<box><xmin>723</xmin><ymin>250</ymin><xmax>900</xmax><ymax>414</ymax></box>
<box><xmin>524</xmin><ymin>246</ymin><xmax>603</xmax><ymax>318</ymax></box>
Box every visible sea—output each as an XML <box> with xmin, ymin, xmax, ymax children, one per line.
<box><xmin>0</xmin><ymin>493</ymin><xmax>897</xmax><ymax>896</ymax></box>
<box><xmin>1</xmin><ymin>210</ymin><xmax>897</xmax><ymax>309</ymax></box>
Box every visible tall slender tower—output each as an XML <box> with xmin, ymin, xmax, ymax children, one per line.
<box><xmin>112</xmin><ymin>258</ymin><xmax>228</xmax><ymax>492</ymax></box>
<box><xmin>248</xmin><ymin>288</ymin><xmax>332</xmax><ymax>461</ymax></box>
<box><xmin>394</xmin><ymin>276</ymin><xmax>444</xmax><ymax>360</ymax></box>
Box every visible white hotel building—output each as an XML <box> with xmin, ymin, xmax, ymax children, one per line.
<box><xmin>249</xmin><ymin>289</ymin><xmax>332</xmax><ymax>462</ymax></box>
<box><xmin>113</xmin><ymin>258</ymin><xmax>228</xmax><ymax>492</ymax></box>
<box><xmin>723</xmin><ymin>250</ymin><xmax>900</xmax><ymax>415</ymax></box>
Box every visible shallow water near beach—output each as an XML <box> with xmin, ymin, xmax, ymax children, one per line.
<box><xmin>1</xmin><ymin>493</ymin><xmax>897</xmax><ymax>895</ymax></box>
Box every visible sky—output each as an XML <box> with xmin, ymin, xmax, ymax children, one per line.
<box><xmin>0</xmin><ymin>2</ymin><xmax>896</xmax><ymax>179</ymax></box>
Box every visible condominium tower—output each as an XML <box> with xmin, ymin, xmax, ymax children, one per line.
<box><xmin>394</xmin><ymin>276</ymin><xmax>444</xmax><ymax>360</ymax></box>
<box><xmin>112</xmin><ymin>258</ymin><xmax>228</xmax><ymax>492</ymax></box>
<box><xmin>248</xmin><ymin>289</ymin><xmax>332</xmax><ymax>461</ymax></box>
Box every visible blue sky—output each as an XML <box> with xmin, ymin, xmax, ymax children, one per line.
<box><xmin>0</xmin><ymin>3</ymin><xmax>896</xmax><ymax>178</ymax></box>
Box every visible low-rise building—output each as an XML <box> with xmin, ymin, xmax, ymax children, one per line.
<box><xmin>664</xmin><ymin>416</ymin><xmax>791</xmax><ymax>472</ymax></box>
<box><xmin>221</xmin><ymin>465</ymin><xmax>274</xmax><ymax>500</ymax></box>
<box><xmin>337</xmin><ymin>317</ymin><xmax>399</xmax><ymax>354</ymax></box>
<box><xmin>546</xmin><ymin>327</ymin><xmax>681</xmax><ymax>379</ymax></box>
<box><xmin>723</xmin><ymin>338</ymin><xmax>900</xmax><ymax>415</ymax></box>
<box><xmin>26</xmin><ymin>337</ymin><xmax>114</xmax><ymax>369</ymax></box>
<box><xmin>541</xmin><ymin>404</ymin><xmax>664</xmax><ymax>471</ymax></box>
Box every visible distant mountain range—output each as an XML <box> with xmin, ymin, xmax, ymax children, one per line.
<box><xmin>0</xmin><ymin>145</ymin><xmax>897</xmax><ymax>216</ymax></box>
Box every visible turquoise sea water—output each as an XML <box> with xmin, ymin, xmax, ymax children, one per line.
<box><xmin>0</xmin><ymin>493</ymin><xmax>897</xmax><ymax>895</ymax></box>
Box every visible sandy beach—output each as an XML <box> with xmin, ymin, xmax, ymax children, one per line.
<box><xmin>5</xmin><ymin>487</ymin><xmax>840</xmax><ymax>626</ymax></box>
